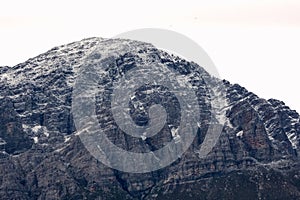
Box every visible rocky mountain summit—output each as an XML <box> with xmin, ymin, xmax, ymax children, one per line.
<box><xmin>0</xmin><ymin>38</ymin><xmax>299</xmax><ymax>199</ymax></box>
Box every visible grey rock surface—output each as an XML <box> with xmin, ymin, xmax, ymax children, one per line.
<box><xmin>0</xmin><ymin>38</ymin><xmax>299</xmax><ymax>199</ymax></box>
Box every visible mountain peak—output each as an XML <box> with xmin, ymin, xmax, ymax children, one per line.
<box><xmin>0</xmin><ymin>38</ymin><xmax>299</xmax><ymax>199</ymax></box>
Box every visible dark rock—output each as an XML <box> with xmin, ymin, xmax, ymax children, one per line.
<box><xmin>0</xmin><ymin>38</ymin><xmax>299</xmax><ymax>199</ymax></box>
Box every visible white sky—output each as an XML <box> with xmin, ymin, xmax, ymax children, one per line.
<box><xmin>1</xmin><ymin>0</ymin><xmax>299</xmax><ymax>112</ymax></box>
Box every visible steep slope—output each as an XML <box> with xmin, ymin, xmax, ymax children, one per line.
<box><xmin>0</xmin><ymin>38</ymin><xmax>299</xmax><ymax>199</ymax></box>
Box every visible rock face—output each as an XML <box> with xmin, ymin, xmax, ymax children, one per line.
<box><xmin>0</xmin><ymin>38</ymin><xmax>299</xmax><ymax>199</ymax></box>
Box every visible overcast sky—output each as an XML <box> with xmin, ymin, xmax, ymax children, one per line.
<box><xmin>1</xmin><ymin>0</ymin><xmax>299</xmax><ymax>112</ymax></box>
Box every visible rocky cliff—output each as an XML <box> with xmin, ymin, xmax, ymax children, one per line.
<box><xmin>0</xmin><ymin>38</ymin><xmax>299</xmax><ymax>199</ymax></box>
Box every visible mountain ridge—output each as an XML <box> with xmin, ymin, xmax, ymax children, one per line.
<box><xmin>0</xmin><ymin>37</ymin><xmax>299</xmax><ymax>199</ymax></box>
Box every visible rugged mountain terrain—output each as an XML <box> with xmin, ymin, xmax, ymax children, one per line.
<box><xmin>0</xmin><ymin>38</ymin><xmax>299</xmax><ymax>199</ymax></box>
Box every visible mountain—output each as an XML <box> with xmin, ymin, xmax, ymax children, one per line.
<box><xmin>0</xmin><ymin>37</ymin><xmax>299</xmax><ymax>200</ymax></box>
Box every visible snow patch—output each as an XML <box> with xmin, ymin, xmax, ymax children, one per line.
<box><xmin>173</xmin><ymin>135</ymin><xmax>181</xmax><ymax>143</ymax></box>
<box><xmin>210</xmin><ymin>84</ymin><xmax>230</xmax><ymax>125</ymax></box>
<box><xmin>64</xmin><ymin>136</ymin><xmax>71</xmax><ymax>143</ymax></box>
<box><xmin>27</xmin><ymin>125</ymin><xmax>50</xmax><ymax>137</ymax></box>
<box><xmin>171</xmin><ymin>127</ymin><xmax>181</xmax><ymax>143</ymax></box>
<box><xmin>171</xmin><ymin>127</ymin><xmax>178</xmax><ymax>137</ymax></box>
<box><xmin>197</xmin><ymin>122</ymin><xmax>201</xmax><ymax>128</ymax></box>
<box><xmin>286</xmin><ymin>132</ymin><xmax>298</xmax><ymax>149</ymax></box>
<box><xmin>142</xmin><ymin>88</ymin><xmax>154</xmax><ymax>95</ymax></box>
<box><xmin>236</xmin><ymin>130</ymin><xmax>243</xmax><ymax>137</ymax></box>
<box><xmin>54</xmin><ymin>147</ymin><xmax>65</xmax><ymax>152</ymax></box>
<box><xmin>32</xmin><ymin>125</ymin><xmax>42</xmax><ymax>133</ymax></box>
<box><xmin>32</xmin><ymin>137</ymin><xmax>39</xmax><ymax>143</ymax></box>
<box><xmin>43</xmin><ymin>129</ymin><xmax>49</xmax><ymax>137</ymax></box>
<box><xmin>141</xmin><ymin>135</ymin><xmax>147</xmax><ymax>140</ymax></box>
<box><xmin>22</xmin><ymin>124</ymin><xmax>30</xmax><ymax>129</ymax></box>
